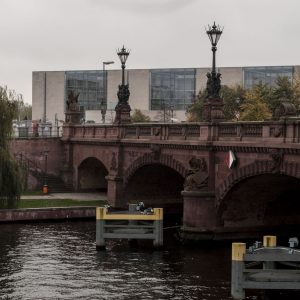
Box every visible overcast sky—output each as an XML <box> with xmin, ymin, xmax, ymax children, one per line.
<box><xmin>0</xmin><ymin>0</ymin><xmax>299</xmax><ymax>104</ymax></box>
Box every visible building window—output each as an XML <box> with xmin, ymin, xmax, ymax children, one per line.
<box><xmin>150</xmin><ymin>69</ymin><xmax>196</xmax><ymax>110</ymax></box>
<box><xmin>65</xmin><ymin>71</ymin><xmax>105</xmax><ymax>111</ymax></box>
<box><xmin>243</xmin><ymin>66</ymin><xmax>294</xmax><ymax>89</ymax></box>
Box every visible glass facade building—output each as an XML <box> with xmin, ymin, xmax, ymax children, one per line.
<box><xmin>63</xmin><ymin>66</ymin><xmax>295</xmax><ymax>113</ymax></box>
<box><xmin>65</xmin><ymin>71</ymin><xmax>105</xmax><ymax>111</ymax></box>
<box><xmin>244</xmin><ymin>66</ymin><xmax>294</xmax><ymax>89</ymax></box>
<box><xmin>150</xmin><ymin>69</ymin><xmax>196</xmax><ymax>110</ymax></box>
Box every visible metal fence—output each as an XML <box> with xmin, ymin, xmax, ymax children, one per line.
<box><xmin>13</xmin><ymin>126</ymin><xmax>62</xmax><ymax>138</ymax></box>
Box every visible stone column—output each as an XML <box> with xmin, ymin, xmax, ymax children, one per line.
<box><xmin>181</xmin><ymin>190</ymin><xmax>217</xmax><ymax>240</ymax></box>
<box><xmin>105</xmin><ymin>175</ymin><xmax>125</xmax><ymax>208</ymax></box>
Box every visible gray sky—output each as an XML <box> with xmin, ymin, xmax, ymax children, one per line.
<box><xmin>0</xmin><ymin>0</ymin><xmax>299</xmax><ymax>104</ymax></box>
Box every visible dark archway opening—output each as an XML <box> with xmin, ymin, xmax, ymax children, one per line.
<box><xmin>78</xmin><ymin>157</ymin><xmax>108</xmax><ymax>192</ymax></box>
<box><xmin>125</xmin><ymin>164</ymin><xmax>184</xmax><ymax>216</ymax></box>
<box><xmin>218</xmin><ymin>174</ymin><xmax>300</xmax><ymax>238</ymax></box>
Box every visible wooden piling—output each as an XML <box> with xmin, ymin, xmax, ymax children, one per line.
<box><xmin>263</xmin><ymin>235</ymin><xmax>277</xmax><ymax>269</ymax></box>
<box><xmin>96</xmin><ymin>207</ymin><xmax>105</xmax><ymax>250</ymax></box>
<box><xmin>153</xmin><ymin>208</ymin><xmax>163</xmax><ymax>248</ymax></box>
<box><xmin>231</xmin><ymin>242</ymin><xmax>246</xmax><ymax>300</ymax></box>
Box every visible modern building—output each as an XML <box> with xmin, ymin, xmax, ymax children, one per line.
<box><xmin>32</xmin><ymin>65</ymin><xmax>300</xmax><ymax>125</ymax></box>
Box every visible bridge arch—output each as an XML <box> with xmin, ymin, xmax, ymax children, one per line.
<box><xmin>216</xmin><ymin>160</ymin><xmax>300</xmax><ymax>230</ymax></box>
<box><xmin>216</xmin><ymin>160</ymin><xmax>300</xmax><ymax>203</ymax></box>
<box><xmin>77</xmin><ymin>157</ymin><xmax>108</xmax><ymax>191</ymax></box>
<box><xmin>123</xmin><ymin>153</ymin><xmax>187</xmax><ymax>211</ymax></box>
<box><xmin>124</xmin><ymin>152</ymin><xmax>187</xmax><ymax>185</ymax></box>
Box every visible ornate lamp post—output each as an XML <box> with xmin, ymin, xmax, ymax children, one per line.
<box><xmin>114</xmin><ymin>46</ymin><xmax>131</xmax><ymax>125</ymax></box>
<box><xmin>100</xmin><ymin>101</ymin><xmax>106</xmax><ymax>124</ymax></box>
<box><xmin>202</xmin><ymin>22</ymin><xmax>225</xmax><ymax>122</ymax></box>
<box><xmin>102</xmin><ymin>61</ymin><xmax>114</xmax><ymax>123</ymax></box>
<box><xmin>207</xmin><ymin>22</ymin><xmax>222</xmax><ymax>78</ymax></box>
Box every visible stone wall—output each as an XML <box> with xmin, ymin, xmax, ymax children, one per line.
<box><xmin>9</xmin><ymin>138</ymin><xmax>64</xmax><ymax>177</ymax></box>
<box><xmin>0</xmin><ymin>207</ymin><xmax>95</xmax><ymax>222</ymax></box>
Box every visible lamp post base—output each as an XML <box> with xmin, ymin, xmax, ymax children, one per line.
<box><xmin>202</xmin><ymin>97</ymin><xmax>225</xmax><ymax>122</ymax></box>
<box><xmin>114</xmin><ymin>103</ymin><xmax>131</xmax><ymax>125</ymax></box>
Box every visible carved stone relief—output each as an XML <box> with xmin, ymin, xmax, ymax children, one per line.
<box><xmin>184</xmin><ymin>156</ymin><xmax>208</xmax><ymax>191</ymax></box>
<box><xmin>269</xmin><ymin>149</ymin><xmax>283</xmax><ymax>173</ymax></box>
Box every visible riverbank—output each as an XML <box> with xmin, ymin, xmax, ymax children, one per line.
<box><xmin>21</xmin><ymin>192</ymin><xmax>106</xmax><ymax>201</ymax></box>
<box><xmin>0</xmin><ymin>206</ymin><xmax>96</xmax><ymax>223</ymax></box>
<box><xmin>0</xmin><ymin>192</ymin><xmax>106</xmax><ymax>223</ymax></box>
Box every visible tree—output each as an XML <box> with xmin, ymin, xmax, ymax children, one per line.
<box><xmin>221</xmin><ymin>84</ymin><xmax>246</xmax><ymax>120</ymax></box>
<box><xmin>268</xmin><ymin>76</ymin><xmax>294</xmax><ymax>114</ymax></box>
<box><xmin>0</xmin><ymin>86</ymin><xmax>23</xmax><ymax>208</ymax></box>
<box><xmin>17</xmin><ymin>101</ymin><xmax>32</xmax><ymax>121</ymax></box>
<box><xmin>186</xmin><ymin>85</ymin><xmax>246</xmax><ymax>122</ymax></box>
<box><xmin>131</xmin><ymin>109</ymin><xmax>151</xmax><ymax>122</ymax></box>
<box><xmin>239</xmin><ymin>87</ymin><xmax>272</xmax><ymax>121</ymax></box>
<box><xmin>186</xmin><ymin>90</ymin><xmax>205</xmax><ymax>122</ymax></box>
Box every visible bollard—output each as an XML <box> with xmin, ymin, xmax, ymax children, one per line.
<box><xmin>43</xmin><ymin>184</ymin><xmax>48</xmax><ymax>194</ymax></box>
<box><xmin>231</xmin><ymin>243</ymin><xmax>246</xmax><ymax>300</ymax></box>
<box><xmin>263</xmin><ymin>235</ymin><xmax>277</xmax><ymax>269</ymax></box>
<box><xmin>96</xmin><ymin>207</ymin><xmax>106</xmax><ymax>250</ymax></box>
<box><xmin>153</xmin><ymin>208</ymin><xmax>163</xmax><ymax>248</ymax></box>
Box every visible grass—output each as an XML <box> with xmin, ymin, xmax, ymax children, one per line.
<box><xmin>18</xmin><ymin>199</ymin><xmax>107</xmax><ymax>209</ymax></box>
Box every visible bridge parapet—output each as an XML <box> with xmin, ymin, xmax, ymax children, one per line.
<box><xmin>62</xmin><ymin>120</ymin><xmax>300</xmax><ymax>144</ymax></box>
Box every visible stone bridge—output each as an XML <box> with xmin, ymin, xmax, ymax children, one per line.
<box><xmin>11</xmin><ymin>120</ymin><xmax>300</xmax><ymax>239</ymax></box>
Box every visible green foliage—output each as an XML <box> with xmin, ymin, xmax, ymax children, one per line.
<box><xmin>221</xmin><ymin>85</ymin><xmax>246</xmax><ymax>120</ymax></box>
<box><xmin>18</xmin><ymin>199</ymin><xmax>106</xmax><ymax>208</ymax></box>
<box><xmin>186</xmin><ymin>90</ymin><xmax>205</xmax><ymax>122</ymax></box>
<box><xmin>268</xmin><ymin>77</ymin><xmax>293</xmax><ymax>113</ymax></box>
<box><xmin>17</xmin><ymin>101</ymin><xmax>32</xmax><ymax>120</ymax></box>
<box><xmin>0</xmin><ymin>87</ymin><xmax>18</xmax><ymax>148</ymax></box>
<box><xmin>187</xmin><ymin>85</ymin><xmax>246</xmax><ymax>121</ymax></box>
<box><xmin>186</xmin><ymin>75</ymin><xmax>300</xmax><ymax>122</ymax></box>
<box><xmin>0</xmin><ymin>86</ymin><xmax>24</xmax><ymax>208</ymax></box>
<box><xmin>240</xmin><ymin>88</ymin><xmax>272</xmax><ymax>121</ymax></box>
<box><xmin>0</xmin><ymin>149</ymin><xmax>23</xmax><ymax>208</ymax></box>
<box><xmin>131</xmin><ymin>109</ymin><xmax>151</xmax><ymax>122</ymax></box>
<box><xmin>293</xmin><ymin>74</ymin><xmax>300</xmax><ymax>105</ymax></box>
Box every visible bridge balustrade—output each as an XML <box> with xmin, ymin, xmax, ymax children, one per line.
<box><xmin>62</xmin><ymin>120</ymin><xmax>300</xmax><ymax>144</ymax></box>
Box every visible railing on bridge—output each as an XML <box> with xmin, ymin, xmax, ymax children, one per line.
<box><xmin>13</xmin><ymin>126</ymin><xmax>62</xmax><ymax>139</ymax></box>
<box><xmin>62</xmin><ymin>120</ymin><xmax>300</xmax><ymax>144</ymax></box>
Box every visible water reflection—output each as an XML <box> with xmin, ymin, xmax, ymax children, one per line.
<box><xmin>0</xmin><ymin>222</ymin><xmax>234</xmax><ymax>299</ymax></box>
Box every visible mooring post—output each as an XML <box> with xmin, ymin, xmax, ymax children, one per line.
<box><xmin>128</xmin><ymin>204</ymin><xmax>138</xmax><ymax>247</ymax></box>
<box><xmin>153</xmin><ymin>208</ymin><xmax>163</xmax><ymax>248</ymax></box>
<box><xmin>231</xmin><ymin>242</ymin><xmax>246</xmax><ymax>300</ymax></box>
<box><xmin>263</xmin><ymin>235</ymin><xmax>277</xmax><ymax>269</ymax></box>
<box><xmin>263</xmin><ymin>235</ymin><xmax>277</xmax><ymax>247</ymax></box>
<box><xmin>96</xmin><ymin>207</ymin><xmax>106</xmax><ymax>250</ymax></box>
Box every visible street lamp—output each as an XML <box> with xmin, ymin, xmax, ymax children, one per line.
<box><xmin>202</xmin><ymin>22</ymin><xmax>225</xmax><ymax>122</ymax></box>
<box><xmin>117</xmin><ymin>46</ymin><xmax>130</xmax><ymax>85</ymax></box>
<box><xmin>206</xmin><ymin>22</ymin><xmax>223</xmax><ymax>76</ymax></box>
<box><xmin>100</xmin><ymin>100</ymin><xmax>106</xmax><ymax>124</ymax></box>
<box><xmin>114</xmin><ymin>45</ymin><xmax>131</xmax><ymax>124</ymax></box>
<box><xmin>102</xmin><ymin>61</ymin><xmax>114</xmax><ymax>123</ymax></box>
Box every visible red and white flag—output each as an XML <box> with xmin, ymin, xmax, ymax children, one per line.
<box><xmin>227</xmin><ymin>150</ymin><xmax>236</xmax><ymax>169</ymax></box>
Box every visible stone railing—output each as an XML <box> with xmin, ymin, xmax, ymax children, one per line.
<box><xmin>62</xmin><ymin>120</ymin><xmax>300</xmax><ymax>144</ymax></box>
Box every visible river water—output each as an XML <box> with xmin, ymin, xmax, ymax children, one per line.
<box><xmin>0</xmin><ymin>221</ymin><xmax>292</xmax><ymax>300</ymax></box>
